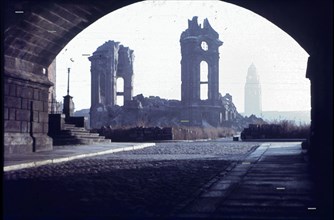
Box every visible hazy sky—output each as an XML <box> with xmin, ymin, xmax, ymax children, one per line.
<box><xmin>56</xmin><ymin>0</ymin><xmax>310</xmax><ymax>113</ymax></box>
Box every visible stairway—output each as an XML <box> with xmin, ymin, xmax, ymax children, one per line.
<box><xmin>49</xmin><ymin>123</ymin><xmax>111</xmax><ymax>146</ymax></box>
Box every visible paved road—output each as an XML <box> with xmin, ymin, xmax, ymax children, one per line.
<box><xmin>3</xmin><ymin>140</ymin><xmax>322</xmax><ymax>219</ymax></box>
<box><xmin>3</xmin><ymin>140</ymin><xmax>258</xmax><ymax>219</ymax></box>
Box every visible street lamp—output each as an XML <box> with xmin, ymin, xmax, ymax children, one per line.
<box><xmin>67</xmin><ymin>67</ymin><xmax>70</xmax><ymax>96</ymax></box>
<box><xmin>63</xmin><ymin>59</ymin><xmax>75</xmax><ymax>120</ymax></box>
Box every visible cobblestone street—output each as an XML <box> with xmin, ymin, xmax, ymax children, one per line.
<box><xmin>3</xmin><ymin>140</ymin><xmax>259</xmax><ymax>219</ymax></box>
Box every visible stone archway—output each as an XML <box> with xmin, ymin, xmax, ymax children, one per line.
<box><xmin>3</xmin><ymin>0</ymin><xmax>332</xmax><ymax>217</ymax></box>
<box><xmin>4</xmin><ymin>0</ymin><xmax>331</xmax><ymax>152</ymax></box>
<box><xmin>4</xmin><ymin>0</ymin><xmax>332</xmax><ymax>150</ymax></box>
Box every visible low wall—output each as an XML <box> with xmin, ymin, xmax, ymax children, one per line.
<box><xmin>97</xmin><ymin>126</ymin><xmax>235</xmax><ymax>142</ymax></box>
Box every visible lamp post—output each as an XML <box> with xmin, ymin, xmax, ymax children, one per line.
<box><xmin>63</xmin><ymin>61</ymin><xmax>75</xmax><ymax>120</ymax></box>
<box><xmin>67</xmin><ymin>67</ymin><xmax>70</xmax><ymax>96</ymax></box>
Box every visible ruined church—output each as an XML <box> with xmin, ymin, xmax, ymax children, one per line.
<box><xmin>179</xmin><ymin>16</ymin><xmax>233</xmax><ymax>126</ymax></box>
<box><xmin>88</xmin><ymin>41</ymin><xmax>134</xmax><ymax>128</ymax></box>
<box><xmin>88</xmin><ymin>17</ymin><xmax>239</xmax><ymax>129</ymax></box>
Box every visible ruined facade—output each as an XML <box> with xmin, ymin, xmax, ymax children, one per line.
<box><xmin>88</xmin><ymin>40</ymin><xmax>134</xmax><ymax>128</ymax></box>
<box><xmin>179</xmin><ymin>17</ymin><xmax>234</xmax><ymax>126</ymax></box>
<box><xmin>244</xmin><ymin>63</ymin><xmax>262</xmax><ymax>116</ymax></box>
<box><xmin>88</xmin><ymin>18</ymin><xmax>238</xmax><ymax>129</ymax></box>
<box><xmin>180</xmin><ymin>16</ymin><xmax>222</xmax><ymax>105</ymax></box>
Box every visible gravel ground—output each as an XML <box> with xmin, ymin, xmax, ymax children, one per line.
<box><xmin>3</xmin><ymin>139</ymin><xmax>260</xmax><ymax>219</ymax></box>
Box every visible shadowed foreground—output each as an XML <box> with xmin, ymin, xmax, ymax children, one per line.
<box><xmin>4</xmin><ymin>159</ymin><xmax>231</xmax><ymax>219</ymax></box>
<box><xmin>3</xmin><ymin>141</ymin><xmax>324</xmax><ymax>219</ymax></box>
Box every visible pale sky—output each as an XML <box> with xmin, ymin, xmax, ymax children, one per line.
<box><xmin>56</xmin><ymin>0</ymin><xmax>310</xmax><ymax>113</ymax></box>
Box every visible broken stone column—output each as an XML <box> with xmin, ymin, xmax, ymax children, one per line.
<box><xmin>88</xmin><ymin>40</ymin><xmax>134</xmax><ymax>129</ymax></box>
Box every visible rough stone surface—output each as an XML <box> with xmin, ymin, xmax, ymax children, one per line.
<box><xmin>179</xmin><ymin>17</ymin><xmax>234</xmax><ymax>127</ymax></box>
<box><xmin>4</xmin><ymin>133</ymin><xmax>33</xmax><ymax>154</ymax></box>
<box><xmin>4</xmin><ymin>77</ymin><xmax>53</xmax><ymax>155</ymax></box>
<box><xmin>89</xmin><ymin>40</ymin><xmax>134</xmax><ymax>129</ymax></box>
<box><xmin>3</xmin><ymin>140</ymin><xmax>258</xmax><ymax>218</ymax></box>
<box><xmin>180</xmin><ymin>16</ymin><xmax>222</xmax><ymax>105</ymax></box>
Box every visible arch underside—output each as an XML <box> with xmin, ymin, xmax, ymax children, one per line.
<box><xmin>4</xmin><ymin>0</ymin><xmax>332</xmax><ymax>152</ymax></box>
<box><xmin>4</xmin><ymin>0</ymin><xmax>331</xmax><ymax>137</ymax></box>
<box><xmin>4</xmin><ymin>0</ymin><xmax>331</xmax><ymax>71</ymax></box>
<box><xmin>3</xmin><ymin>0</ymin><xmax>332</xmax><ymax>217</ymax></box>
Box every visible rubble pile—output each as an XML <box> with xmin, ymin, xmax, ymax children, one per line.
<box><xmin>102</xmin><ymin>94</ymin><xmax>265</xmax><ymax>132</ymax></box>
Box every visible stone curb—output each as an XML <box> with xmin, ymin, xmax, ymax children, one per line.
<box><xmin>3</xmin><ymin>143</ymin><xmax>155</xmax><ymax>172</ymax></box>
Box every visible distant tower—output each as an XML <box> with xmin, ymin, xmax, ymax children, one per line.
<box><xmin>244</xmin><ymin>63</ymin><xmax>262</xmax><ymax>116</ymax></box>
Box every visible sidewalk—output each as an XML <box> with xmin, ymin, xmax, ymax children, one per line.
<box><xmin>175</xmin><ymin>142</ymin><xmax>320</xmax><ymax>219</ymax></box>
<box><xmin>3</xmin><ymin>142</ymin><xmax>155</xmax><ymax>172</ymax></box>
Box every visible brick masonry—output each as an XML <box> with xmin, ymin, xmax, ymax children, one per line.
<box><xmin>4</xmin><ymin>74</ymin><xmax>53</xmax><ymax>155</ymax></box>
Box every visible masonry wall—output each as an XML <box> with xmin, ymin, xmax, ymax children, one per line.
<box><xmin>4</xmin><ymin>72</ymin><xmax>53</xmax><ymax>154</ymax></box>
<box><xmin>47</xmin><ymin>59</ymin><xmax>57</xmax><ymax>112</ymax></box>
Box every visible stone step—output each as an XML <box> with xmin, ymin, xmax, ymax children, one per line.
<box><xmin>62</xmin><ymin>124</ymin><xmax>76</xmax><ymax>128</ymax></box>
<box><xmin>63</xmin><ymin>127</ymin><xmax>87</xmax><ymax>132</ymax></box>
<box><xmin>72</xmin><ymin>133</ymin><xmax>102</xmax><ymax>138</ymax></box>
<box><xmin>59</xmin><ymin>130</ymin><xmax>101</xmax><ymax>137</ymax></box>
<box><xmin>56</xmin><ymin>137</ymin><xmax>108</xmax><ymax>143</ymax></box>
<box><xmin>51</xmin><ymin>133</ymin><xmax>107</xmax><ymax>140</ymax></box>
<box><xmin>53</xmin><ymin>138</ymin><xmax>111</xmax><ymax>146</ymax></box>
<box><xmin>52</xmin><ymin>139</ymin><xmax>81</xmax><ymax>146</ymax></box>
<box><xmin>50</xmin><ymin>123</ymin><xmax>111</xmax><ymax>146</ymax></box>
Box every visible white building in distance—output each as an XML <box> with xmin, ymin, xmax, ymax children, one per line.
<box><xmin>244</xmin><ymin>63</ymin><xmax>262</xmax><ymax>116</ymax></box>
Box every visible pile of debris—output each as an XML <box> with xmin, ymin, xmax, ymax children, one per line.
<box><xmin>102</xmin><ymin>93</ymin><xmax>248</xmax><ymax>129</ymax></box>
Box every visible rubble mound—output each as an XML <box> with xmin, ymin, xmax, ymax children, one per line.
<box><xmin>100</xmin><ymin>94</ymin><xmax>265</xmax><ymax>132</ymax></box>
